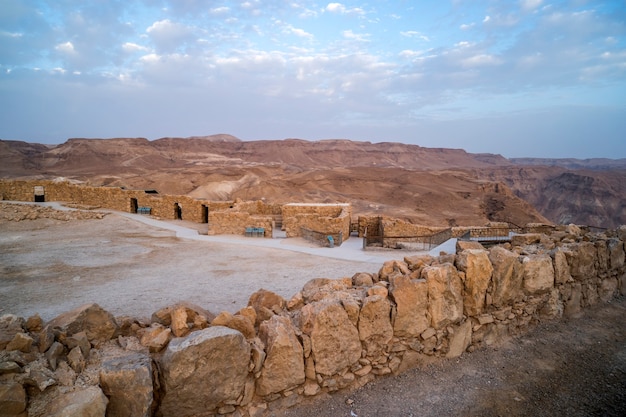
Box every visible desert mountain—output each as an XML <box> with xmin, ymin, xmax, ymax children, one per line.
<box><xmin>1</xmin><ymin>135</ymin><xmax>624</xmax><ymax>228</ymax></box>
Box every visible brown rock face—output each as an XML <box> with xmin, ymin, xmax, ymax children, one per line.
<box><xmin>158</xmin><ymin>326</ymin><xmax>250</xmax><ymax>416</ymax></box>
<box><xmin>522</xmin><ymin>254</ymin><xmax>555</xmax><ymax>295</ymax></box>
<box><xmin>389</xmin><ymin>275</ymin><xmax>429</xmax><ymax>338</ymax></box>
<box><xmin>358</xmin><ymin>295</ymin><xmax>393</xmax><ymax>356</ymax></box>
<box><xmin>256</xmin><ymin>315</ymin><xmax>305</xmax><ymax>396</ymax></box>
<box><xmin>489</xmin><ymin>246</ymin><xmax>524</xmax><ymax>307</ymax></box>
<box><xmin>298</xmin><ymin>300</ymin><xmax>361</xmax><ymax>376</ymax></box>
<box><xmin>99</xmin><ymin>352</ymin><xmax>154</xmax><ymax>417</ymax></box>
<box><xmin>423</xmin><ymin>264</ymin><xmax>464</xmax><ymax>329</ymax></box>
<box><xmin>0</xmin><ymin>382</ymin><xmax>27</xmax><ymax>416</ymax></box>
<box><xmin>456</xmin><ymin>250</ymin><xmax>493</xmax><ymax>316</ymax></box>
<box><xmin>46</xmin><ymin>386</ymin><xmax>108</xmax><ymax>417</ymax></box>
<box><xmin>45</xmin><ymin>303</ymin><xmax>118</xmax><ymax>345</ymax></box>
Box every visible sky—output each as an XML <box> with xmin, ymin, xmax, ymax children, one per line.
<box><xmin>1</xmin><ymin>0</ymin><xmax>625</xmax><ymax>158</ymax></box>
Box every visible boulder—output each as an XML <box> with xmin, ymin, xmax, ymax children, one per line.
<box><xmin>5</xmin><ymin>333</ymin><xmax>33</xmax><ymax>353</ymax></box>
<box><xmin>99</xmin><ymin>351</ymin><xmax>153</xmax><ymax>417</ymax></box>
<box><xmin>248</xmin><ymin>289</ymin><xmax>286</xmax><ymax>325</ymax></box>
<box><xmin>151</xmin><ymin>301</ymin><xmax>213</xmax><ymax>334</ymax></box>
<box><xmin>45</xmin><ymin>386</ymin><xmax>108</xmax><ymax>417</ymax></box>
<box><xmin>608</xmin><ymin>238</ymin><xmax>625</xmax><ymax>271</ymax></box>
<box><xmin>66</xmin><ymin>331</ymin><xmax>91</xmax><ymax>357</ymax></box>
<box><xmin>455</xmin><ymin>240</ymin><xmax>485</xmax><ymax>252</ymax></box>
<box><xmin>301</xmin><ymin>278</ymin><xmax>352</xmax><ymax>304</ymax></box>
<box><xmin>489</xmin><ymin>246</ymin><xmax>524</xmax><ymax>307</ymax></box>
<box><xmin>256</xmin><ymin>316</ymin><xmax>305</xmax><ymax>396</ymax></box>
<box><xmin>0</xmin><ymin>315</ymin><xmax>25</xmax><ymax>350</ymax></box>
<box><xmin>67</xmin><ymin>346</ymin><xmax>85</xmax><ymax>373</ymax></box>
<box><xmin>446</xmin><ymin>320</ymin><xmax>472</xmax><ymax>358</ymax></box>
<box><xmin>211</xmin><ymin>312</ymin><xmax>256</xmax><ymax>339</ymax></box>
<box><xmin>138</xmin><ymin>323</ymin><xmax>171</xmax><ymax>353</ymax></box>
<box><xmin>0</xmin><ymin>382</ymin><xmax>26</xmax><ymax>416</ymax></box>
<box><xmin>378</xmin><ymin>260</ymin><xmax>411</xmax><ymax>281</ymax></box>
<box><xmin>403</xmin><ymin>254</ymin><xmax>434</xmax><ymax>272</ymax></box>
<box><xmin>564</xmin><ymin>242</ymin><xmax>597</xmax><ymax>281</ymax></box>
<box><xmin>158</xmin><ymin>326</ymin><xmax>250</xmax><ymax>416</ymax></box>
<box><xmin>423</xmin><ymin>263</ymin><xmax>464</xmax><ymax>329</ymax></box>
<box><xmin>388</xmin><ymin>275</ymin><xmax>429</xmax><ymax>338</ymax></box>
<box><xmin>551</xmin><ymin>247</ymin><xmax>573</xmax><ymax>285</ymax></box>
<box><xmin>510</xmin><ymin>233</ymin><xmax>542</xmax><ymax>246</ymax></box>
<box><xmin>522</xmin><ymin>254</ymin><xmax>555</xmax><ymax>295</ymax></box>
<box><xmin>456</xmin><ymin>250</ymin><xmax>493</xmax><ymax>316</ymax></box>
<box><xmin>352</xmin><ymin>272</ymin><xmax>374</xmax><ymax>287</ymax></box>
<box><xmin>358</xmin><ymin>295</ymin><xmax>393</xmax><ymax>357</ymax></box>
<box><xmin>297</xmin><ymin>300</ymin><xmax>361</xmax><ymax>376</ymax></box>
<box><xmin>45</xmin><ymin>303</ymin><xmax>117</xmax><ymax>345</ymax></box>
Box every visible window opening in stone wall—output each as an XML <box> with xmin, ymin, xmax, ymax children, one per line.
<box><xmin>34</xmin><ymin>186</ymin><xmax>45</xmax><ymax>202</ymax></box>
<box><xmin>130</xmin><ymin>198</ymin><xmax>138</xmax><ymax>213</ymax></box>
<box><xmin>174</xmin><ymin>203</ymin><xmax>182</xmax><ymax>220</ymax></box>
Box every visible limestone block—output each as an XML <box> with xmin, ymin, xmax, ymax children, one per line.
<box><xmin>455</xmin><ymin>241</ymin><xmax>485</xmax><ymax>252</ymax></box>
<box><xmin>211</xmin><ymin>312</ymin><xmax>256</xmax><ymax>339</ymax></box>
<box><xmin>551</xmin><ymin>247</ymin><xmax>573</xmax><ymax>285</ymax></box>
<box><xmin>403</xmin><ymin>254</ymin><xmax>434</xmax><ymax>272</ymax></box>
<box><xmin>358</xmin><ymin>295</ymin><xmax>393</xmax><ymax>357</ymax></box>
<box><xmin>5</xmin><ymin>333</ymin><xmax>33</xmax><ymax>353</ymax></box>
<box><xmin>423</xmin><ymin>263</ymin><xmax>464</xmax><ymax>329</ymax></box>
<box><xmin>599</xmin><ymin>277</ymin><xmax>618</xmax><ymax>302</ymax></box>
<box><xmin>389</xmin><ymin>275</ymin><xmax>429</xmax><ymax>338</ymax></box>
<box><xmin>510</xmin><ymin>233</ymin><xmax>542</xmax><ymax>246</ymax></box>
<box><xmin>159</xmin><ymin>326</ymin><xmax>250</xmax><ymax>416</ymax></box>
<box><xmin>297</xmin><ymin>300</ymin><xmax>361</xmax><ymax>376</ymax></box>
<box><xmin>45</xmin><ymin>386</ymin><xmax>108</xmax><ymax>417</ymax></box>
<box><xmin>45</xmin><ymin>303</ymin><xmax>118</xmax><ymax>345</ymax></box>
<box><xmin>352</xmin><ymin>272</ymin><xmax>374</xmax><ymax>287</ymax></box>
<box><xmin>150</xmin><ymin>301</ymin><xmax>214</xmax><ymax>332</ymax></box>
<box><xmin>45</xmin><ymin>342</ymin><xmax>64</xmax><ymax>370</ymax></box>
<box><xmin>25</xmin><ymin>314</ymin><xmax>43</xmax><ymax>333</ymax></box>
<box><xmin>248</xmin><ymin>289</ymin><xmax>286</xmax><ymax>325</ymax></box>
<box><xmin>608</xmin><ymin>238</ymin><xmax>625</xmax><ymax>271</ymax></box>
<box><xmin>539</xmin><ymin>288</ymin><xmax>563</xmax><ymax>319</ymax></box>
<box><xmin>489</xmin><ymin>246</ymin><xmax>524</xmax><ymax>307</ymax></box>
<box><xmin>138</xmin><ymin>323</ymin><xmax>171</xmax><ymax>353</ymax></box>
<box><xmin>0</xmin><ymin>315</ymin><xmax>25</xmax><ymax>351</ymax></box>
<box><xmin>67</xmin><ymin>346</ymin><xmax>85</xmax><ymax>373</ymax></box>
<box><xmin>378</xmin><ymin>260</ymin><xmax>411</xmax><ymax>282</ymax></box>
<box><xmin>596</xmin><ymin>240</ymin><xmax>610</xmax><ymax>274</ymax></box>
<box><xmin>66</xmin><ymin>331</ymin><xmax>91</xmax><ymax>357</ymax></box>
<box><xmin>564</xmin><ymin>283</ymin><xmax>583</xmax><ymax>317</ymax></box>
<box><xmin>256</xmin><ymin>316</ymin><xmax>305</xmax><ymax>396</ymax></box>
<box><xmin>456</xmin><ymin>250</ymin><xmax>493</xmax><ymax>316</ymax></box>
<box><xmin>522</xmin><ymin>254</ymin><xmax>555</xmax><ymax>295</ymax></box>
<box><xmin>564</xmin><ymin>242</ymin><xmax>597</xmax><ymax>281</ymax></box>
<box><xmin>0</xmin><ymin>382</ymin><xmax>26</xmax><ymax>416</ymax></box>
<box><xmin>99</xmin><ymin>351</ymin><xmax>153</xmax><ymax>417</ymax></box>
<box><xmin>446</xmin><ymin>320</ymin><xmax>472</xmax><ymax>358</ymax></box>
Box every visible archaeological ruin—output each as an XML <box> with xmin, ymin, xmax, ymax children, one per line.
<box><xmin>1</xmin><ymin>179</ymin><xmax>625</xmax><ymax>416</ymax></box>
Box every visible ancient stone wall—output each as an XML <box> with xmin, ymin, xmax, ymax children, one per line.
<box><xmin>282</xmin><ymin>204</ymin><xmax>351</xmax><ymax>239</ymax></box>
<box><xmin>2</xmin><ymin>224</ymin><xmax>625</xmax><ymax>417</ymax></box>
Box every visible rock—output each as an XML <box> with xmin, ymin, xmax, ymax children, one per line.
<box><xmin>211</xmin><ymin>311</ymin><xmax>256</xmax><ymax>339</ymax></box>
<box><xmin>45</xmin><ymin>342</ymin><xmax>65</xmax><ymax>370</ymax></box>
<box><xmin>25</xmin><ymin>314</ymin><xmax>43</xmax><ymax>333</ymax></box>
<box><xmin>45</xmin><ymin>386</ymin><xmax>108</xmax><ymax>417</ymax></box>
<box><xmin>358</xmin><ymin>295</ymin><xmax>393</xmax><ymax>356</ymax></box>
<box><xmin>170</xmin><ymin>305</ymin><xmax>189</xmax><ymax>337</ymax></box>
<box><xmin>138</xmin><ymin>323</ymin><xmax>171</xmax><ymax>353</ymax></box>
<box><xmin>446</xmin><ymin>320</ymin><xmax>473</xmax><ymax>358</ymax></box>
<box><xmin>456</xmin><ymin>250</ymin><xmax>493</xmax><ymax>316</ymax></box>
<box><xmin>66</xmin><ymin>331</ymin><xmax>91</xmax><ymax>357</ymax></box>
<box><xmin>617</xmin><ymin>225</ymin><xmax>626</xmax><ymax>242</ymax></box>
<box><xmin>45</xmin><ymin>303</ymin><xmax>118</xmax><ymax>345</ymax></box>
<box><xmin>389</xmin><ymin>275</ymin><xmax>429</xmax><ymax>338</ymax></box>
<box><xmin>0</xmin><ymin>361</ymin><xmax>21</xmax><ymax>375</ymax></box>
<box><xmin>256</xmin><ymin>315</ymin><xmax>305</xmax><ymax>396</ymax></box>
<box><xmin>303</xmin><ymin>380</ymin><xmax>321</xmax><ymax>396</ymax></box>
<box><xmin>352</xmin><ymin>272</ymin><xmax>374</xmax><ymax>287</ymax></box>
<box><xmin>564</xmin><ymin>242</ymin><xmax>597</xmax><ymax>281</ymax></box>
<box><xmin>489</xmin><ymin>246</ymin><xmax>524</xmax><ymax>307</ymax></box>
<box><xmin>404</xmin><ymin>254</ymin><xmax>434</xmax><ymax>272</ymax></box>
<box><xmin>0</xmin><ymin>382</ymin><xmax>26</xmax><ymax>417</ymax></box>
<box><xmin>599</xmin><ymin>278</ymin><xmax>618</xmax><ymax>302</ymax></box>
<box><xmin>99</xmin><ymin>351</ymin><xmax>153</xmax><ymax>417</ymax></box>
<box><xmin>455</xmin><ymin>240</ymin><xmax>485</xmax><ymax>252</ymax></box>
<box><xmin>248</xmin><ymin>289</ymin><xmax>286</xmax><ymax>325</ymax></box>
<box><xmin>608</xmin><ymin>238</ymin><xmax>625</xmax><ymax>271</ymax></box>
<box><xmin>151</xmin><ymin>301</ymin><xmax>213</xmax><ymax>333</ymax></box>
<box><xmin>0</xmin><ymin>315</ymin><xmax>25</xmax><ymax>350</ymax></box>
<box><xmin>565</xmin><ymin>224</ymin><xmax>582</xmax><ymax>236</ymax></box>
<box><xmin>159</xmin><ymin>326</ymin><xmax>250</xmax><ymax>417</ymax></box>
<box><xmin>38</xmin><ymin>327</ymin><xmax>55</xmax><ymax>353</ymax></box>
<box><xmin>551</xmin><ymin>247</ymin><xmax>573</xmax><ymax>285</ymax></box>
<box><xmin>5</xmin><ymin>333</ymin><xmax>33</xmax><ymax>353</ymax></box>
<box><xmin>67</xmin><ymin>346</ymin><xmax>85</xmax><ymax>373</ymax></box>
<box><xmin>378</xmin><ymin>260</ymin><xmax>411</xmax><ymax>281</ymax></box>
<box><xmin>540</xmin><ymin>288</ymin><xmax>563</xmax><ymax>319</ymax></box>
<box><xmin>423</xmin><ymin>263</ymin><xmax>464</xmax><ymax>329</ymax></box>
<box><xmin>301</xmin><ymin>278</ymin><xmax>352</xmax><ymax>303</ymax></box>
<box><xmin>297</xmin><ymin>300</ymin><xmax>361</xmax><ymax>376</ymax></box>
<box><xmin>522</xmin><ymin>254</ymin><xmax>555</xmax><ymax>295</ymax></box>
<box><xmin>564</xmin><ymin>283</ymin><xmax>583</xmax><ymax>317</ymax></box>
<box><xmin>510</xmin><ymin>233</ymin><xmax>542</xmax><ymax>246</ymax></box>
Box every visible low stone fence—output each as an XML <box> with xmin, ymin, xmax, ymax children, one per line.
<box><xmin>282</xmin><ymin>203</ymin><xmax>351</xmax><ymax>239</ymax></box>
<box><xmin>2</xmin><ymin>223</ymin><xmax>625</xmax><ymax>417</ymax></box>
<box><xmin>300</xmin><ymin>227</ymin><xmax>344</xmax><ymax>247</ymax></box>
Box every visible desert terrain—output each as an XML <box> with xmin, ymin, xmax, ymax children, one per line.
<box><xmin>2</xmin><ymin>135</ymin><xmax>625</xmax><ymax>228</ymax></box>
<box><xmin>0</xmin><ymin>202</ymin><xmax>624</xmax><ymax>416</ymax></box>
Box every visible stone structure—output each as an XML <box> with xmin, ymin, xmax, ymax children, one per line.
<box><xmin>1</xmin><ymin>221</ymin><xmax>625</xmax><ymax>416</ymax></box>
<box><xmin>0</xmin><ymin>180</ymin><xmax>350</xmax><ymax>244</ymax></box>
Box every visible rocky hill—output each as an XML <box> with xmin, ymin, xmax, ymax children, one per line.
<box><xmin>1</xmin><ymin>136</ymin><xmax>624</xmax><ymax>228</ymax></box>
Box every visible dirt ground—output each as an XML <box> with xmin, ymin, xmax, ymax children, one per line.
<box><xmin>1</xmin><ymin>203</ymin><xmax>625</xmax><ymax>416</ymax></box>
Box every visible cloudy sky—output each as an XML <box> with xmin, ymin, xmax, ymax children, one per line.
<box><xmin>1</xmin><ymin>0</ymin><xmax>625</xmax><ymax>158</ymax></box>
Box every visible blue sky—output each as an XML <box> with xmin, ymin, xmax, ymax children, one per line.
<box><xmin>1</xmin><ymin>0</ymin><xmax>625</xmax><ymax>158</ymax></box>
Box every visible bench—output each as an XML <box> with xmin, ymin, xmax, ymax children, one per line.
<box><xmin>137</xmin><ymin>206</ymin><xmax>151</xmax><ymax>215</ymax></box>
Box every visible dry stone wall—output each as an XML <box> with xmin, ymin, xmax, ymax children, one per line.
<box><xmin>282</xmin><ymin>204</ymin><xmax>351</xmax><ymax>239</ymax></box>
<box><xmin>2</xmin><ymin>223</ymin><xmax>625</xmax><ymax>417</ymax></box>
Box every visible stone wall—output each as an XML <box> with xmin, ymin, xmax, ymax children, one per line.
<box><xmin>282</xmin><ymin>203</ymin><xmax>351</xmax><ymax>239</ymax></box>
<box><xmin>2</xmin><ymin>224</ymin><xmax>625</xmax><ymax>417</ymax></box>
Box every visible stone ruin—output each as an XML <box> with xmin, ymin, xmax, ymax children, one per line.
<box><xmin>1</xmin><ymin>220</ymin><xmax>625</xmax><ymax>417</ymax></box>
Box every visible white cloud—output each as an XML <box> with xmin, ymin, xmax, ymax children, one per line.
<box><xmin>55</xmin><ymin>41</ymin><xmax>76</xmax><ymax>54</ymax></box>
<box><xmin>285</xmin><ymin>25</ymin><xmax>314</xmax><ymax>39</ymax></box>
<box><xmin>462</xmin><ymin>54</ymin><xmax>502</xmax><ymax>67</ymax></box>
<box><xmin>460</xmin><ymin>23</ymin><xmax>475</xmax><ymax>30</ymax></box>
<box><xmin>325</xmin><ymin>3</ymin><xmax>365</xmax><ymax>16</ymax></box>
<box><xmin>400</xmin><ymin>31</ymin><xmax>430</xmax><ymax>41</ymax></box>
<box><xmin>146</xmin><ymin>19</ymin><xmax>196</xmax><ymax>53</ymax></box>
<box><xmin>210</xmin><ymin>7</ymin><xmax>230</xmax><ymax>15</ymax></box>
<box><xmin>122</xmin><ymin>42</ymin><xmax>149</xmax><ymax>53</ymax></box>
<box><xmin>342</xmin><ymin>30</ymin><xmax>369</xmax><ymax>42</ymax></box>
<box><xmin>520</xmin><ymin>0</ymin><xmax>543</xmax><ymax>12</ymax></box>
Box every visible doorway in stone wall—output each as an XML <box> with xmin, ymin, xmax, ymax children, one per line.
<box><xmin>130</xmin><ymin>198</ymin><xmax>138</xmax><ymax>213</ymax></box>
<box><xmin>34</xmin><ymin>186</ymin><xmax>45</xmax><ymax>202</ymax></box>
<box><xmin>174</xmin><ymin>203</ymin><xmax>182</xmax><ymax>220</ymax></box>
<box><xmin>201</xmin><ymin>205</ymin><xmax>208</xmax><ymax>224</ymax></box>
